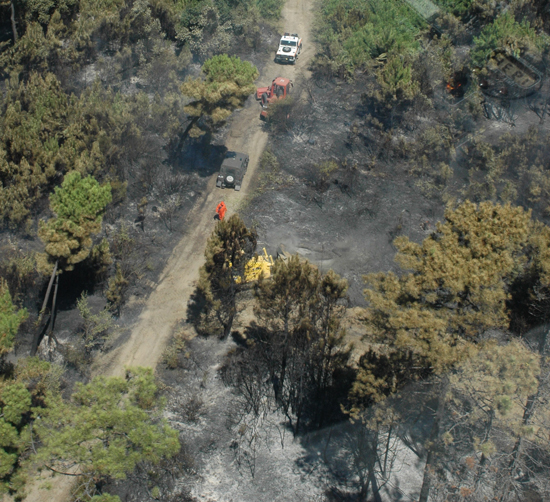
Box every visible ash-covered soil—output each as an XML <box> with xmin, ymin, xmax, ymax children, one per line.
<box><xmin>243</xmin><ymin>77</ymin><xmax>445</xmax><ymax>305</ymax></box>
<box><xmin>152</xmin><ymin>333</ymin><xmax>426</xmax><ymax>502</ymax></box>
<box><xmin>243</xmin><ymin>71</ymin><xmax>550</xmax><ymax>305</ymax></box>
<box><xmin>160</xmin><ymin>336</ymin><xmax>329</xmax><ymax>502</ymax></box>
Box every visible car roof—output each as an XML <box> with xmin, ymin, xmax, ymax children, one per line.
<box><xmin>222</xmin><ymin>152</ymin><xmax>247</xmax><ymax>169</ymax></box>
<box><xmin>281</xmin><ymin>35</ymin><xmax>299</xmax><ymax>40</ymax></box>
<box><xmin>222</xmin><ymin>159</ymin><xmax>242</xmax><ymax>169</ymax></box>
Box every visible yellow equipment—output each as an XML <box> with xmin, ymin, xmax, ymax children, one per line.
<box><xmin>235</xmin><ymin>248</ymin><xmax>275</xmax><ymax>284</ymax></box>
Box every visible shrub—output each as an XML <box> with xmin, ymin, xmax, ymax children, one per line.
<box><xmin>314</xmin><ymin>0</ymin><xmax>424</xmax><ymax>73</ymax></box>
<box><xmin>471</xmin><ymin>12</ymin><xmax>544</xmax><ymax>66</ymax></box>
<box><xmin>256</xmin><ymin>0</ymin><xmax>283</xmax><ymax>20</ymax></box>
<box><xmin>162</xmin><ymin>330</ymin><xmax>188</xmax><ymax>369</ymax></box>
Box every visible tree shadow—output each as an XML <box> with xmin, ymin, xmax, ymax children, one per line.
<box><xmin>172</xmin><ymin>135</ymin><xmax>228</xmax><ymax>178</ymax></box>
<box><xmin>186</xmin><ymin>286</ymin><xmax>209</xmax><ymax>335</ymax></box>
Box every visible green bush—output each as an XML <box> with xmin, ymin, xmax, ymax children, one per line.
<box><xmin>471</xmin><ymin>12</ymin><xmax>543</xmax><ymax>66</ymax></box>
<box><xmin>314</xmin><ymin>0</ymin><xmax>424</xmax><ymax>73</ymax></box>
<box><xmin>256</xmin><ymin>0</ymin><xmax>282</xmax><ymax>20</ymax></box>
<box><xmin>0</xmin><ymin>279</ymin><xmax>28</xmax><ymax>356</ymax></box>
<box><xmin>432</xmin><ymin>0</ymin><xmax>472</xmax><ymax>15</ymax></box>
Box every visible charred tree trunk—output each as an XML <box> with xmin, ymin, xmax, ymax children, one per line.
<box><xmin>418</xmin><ymin>377</ymin><xmax>449</xmax><ymax>502</ymax></box>
<box><xmin>10</xmin><ymin>1</ymin><xmax>18</xmax><ymax>43</ymax></box>
<box><xmin>498</xmin><ymin>329</ymin><xmax>550</xmax><ymax>502</ymax></box>
<box><xmin>31</xmin><ymin>261</ymin><xmax>58</xmax><ymax>356</ymax></box>
<box><xmin>47</xmin><ymin>273</ymin><xmax>60</xmax><ymax>345</ymax></box>
<box><xmin>174</xmin><ymin>116</ymin><xmax>200</xmax><ymax>150</ymax></box>
<box><xmin>356</xmin><ymin>429</ymin><xmax>383</xmax><ymax>502</ymax></box>
<box><xmin>367</xmin><ymin>464</ymin><xmax>383</xmax><ymax>502</ymax></box>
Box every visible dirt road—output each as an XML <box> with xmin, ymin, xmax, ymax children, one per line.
<box><xmin>97</xmin><ymin>0</ymin><xmax>313</xmax><ymax>379</ymax></box>
<box><xmin>20</xmin><ymin>1</ymin><xmax>314</xmax><ymax>501</ymax></box>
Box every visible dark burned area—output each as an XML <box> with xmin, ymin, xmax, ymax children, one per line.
<box><xmin>4</xmin><ymin>0</ymin><xmax>550</xmax><ymax>500</ymax></box>
<box><xmin>243</xmin><ymin>68</ymin><xmax>550</xmax><ymax>304</ymax></box>
<box><xmin>104</xmin><ymin>61</ymin><xmax>550</xmax><ymax>502</ymax></box>
<box><xmin>244</xmin><ymin>75</ymin><xmax>442</xmax><ymax>304</ymax></box>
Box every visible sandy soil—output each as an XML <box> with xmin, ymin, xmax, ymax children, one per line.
<box><xmin>16</xmin><ymin>1</ymin><xmax>315</xmax><ymax>501</ymax></box>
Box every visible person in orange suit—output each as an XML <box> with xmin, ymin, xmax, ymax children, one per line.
<box><xmin>216</xmin><ymin>201</ymin><xmax>227</xmax><ymax>221</ymax></box>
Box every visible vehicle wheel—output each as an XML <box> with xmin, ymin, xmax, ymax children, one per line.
<box><xmin>261</xmin><ymin>93</ymin><xmax>268</xmax><ymax>107</ymax></box>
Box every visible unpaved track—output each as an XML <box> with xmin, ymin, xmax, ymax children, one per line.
<box><xmin>19</xmin><ymin>1</ymin><xmax>314</xmax><ymax>501</ymax></box>
<box><xmin>98</xmin><ymin>0</ymin><xmax>313</xmax><ymax>379</ymax></box>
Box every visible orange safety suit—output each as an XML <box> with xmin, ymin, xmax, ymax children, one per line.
<box><xmin>216</xmin><ymin>201</ymin><xmax>227</xmax><ymax>221</ymax></box>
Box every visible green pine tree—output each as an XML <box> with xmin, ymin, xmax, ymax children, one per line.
<box><xmin>37</xmin><ymin>171</ymin><xmax>112</xmax><ymax>274</ymax></box>
<box><xmin>0</xmin><ymin>278</ymin><xmax>28</xmax><ymax>356</ymax></box>
<box><xmin>0</xmin><ymin>357</ymin><xmax>61</xmax><ymax>496</ymax></box>
<box><xmin>32</xmin><ymin>367</ymin><xmax>180</xmax><ymax>487</ymax></box>
<box><xmin>180</xmin><ymin>54</ymin><xmax>258</xmax><ymax>139</ymax></box>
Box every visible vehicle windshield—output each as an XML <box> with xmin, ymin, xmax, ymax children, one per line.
<box><xmin>280</xmin><ymin>40</ymin><xmax>297</xmax><ymax>47</ymax></box>
<box><xmin>225</xmin><ymin>152</ymin><xmax>237</xmax><ymax>159</ymax></box>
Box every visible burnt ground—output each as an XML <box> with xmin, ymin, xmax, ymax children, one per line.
<box><xmin>242</xmin><ymin>70</ymin><xmax>550</xmax><ymax>306</ymax></box>
<box><xmin>107</xmin><ymin>332</ymin><xmax>424</xmax><ymax>502</ymax></box>
<box><xmin>242</xmin><ymin>74</ymin><xmax>446</xmax><ymax>305</ymax></box>
<box><xmin>9</xmin><ymin>7</ymin><xmax>550</xmax><ymax>501</ymax></box>
<box><xmin>5</xmin><ymin>172</ymin><xmax>205</xmax><ymax>362</ymax></box>
<box><xmin>133</xmin><ymin>68</ymin><xmax>550</xmax><ymax>502</ymax></box>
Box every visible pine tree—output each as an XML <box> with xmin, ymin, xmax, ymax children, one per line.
<box><xmin>0</xmin><ymin>357</ymin><xmax>61</xmax><ymax>496</ymax></box>
<box><xmin>0</xmin><ymin>382</ymin><xmax>32</xmax><ymax>493</ymax></box>
<box><xmin>359</xmin><ymin>202</ymin><xmax>537</xmax><ymax>397</ymax></box>
<box><xmin>196</xmin><ymin>215</ymin><xmax>257</xmax><ymax>337</ymax></box>
<box><xmin>180</xmin><ymin>54</ymin><xmax>258</xmax><ymax>139</ymax></box>
<box><xmin>37</xmin><ymin>171</ymin><xmax>112</xmax><ymax>274</ymax></box>
<box><xmin>354</xmin><ymin>201</ymin><xmax>550</xmax><ymax>502</ymax></box>
<box><xmin>0</xmin><ymin>278</ymin><xmax>27</xmax><ymax>356</ymax></box>
<box><xmin>253</xmin><ymin>256</ymin><xmax>351</xmax><ymax>432</ymax></box>
<box><xmin>32</xmin><ymin>368</ymin><xmax>180</xmax><ymax>490</ymax></box>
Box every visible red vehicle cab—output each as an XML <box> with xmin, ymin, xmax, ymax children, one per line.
<box><xmin>256</xmin><ymin>77</ymin><xmax>293</xmax><ymax>119</ymax></box>
<box><xmin>256</xmin><ymin>77</ymin><xmax>293</xmax><ymax>106</ymax></box>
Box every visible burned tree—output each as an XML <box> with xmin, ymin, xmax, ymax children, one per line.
<box><xmin>195</xmin><ymin>215</ymin><xmax>257</xmax><ymax>337</ymax></box>
<box><xmin>222</xmin><ymin>256</ymin><xmax>351</xmax><ymax>435</ymax></box>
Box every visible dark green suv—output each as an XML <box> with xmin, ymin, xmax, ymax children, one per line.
<box><xmin>216</xmin><ymin>151</ymin><xmax>249</xmax><ymax>191</ymax></box>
